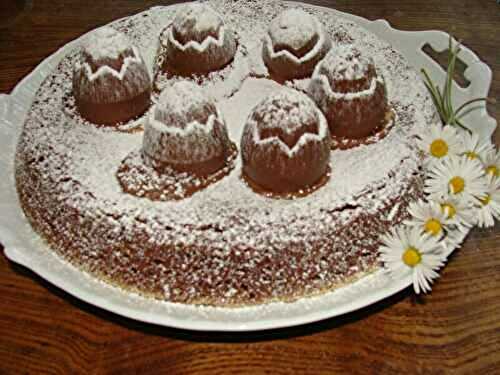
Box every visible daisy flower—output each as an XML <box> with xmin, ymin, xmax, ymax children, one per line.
<box><xmin>380</xmin><ymin>226</ymin><xmax>446</xmax><ymax>294</ymax></box>
<box><xmin>405</xmin><ymin>200</ymin><xmax>452</xmax><ymax>238</ymax></box>
<box><xmin>437</xmin><ymin>195</ymin><xmax>476</xmax><ymax>230</ymax></box>
<box><xmin>459</xmin><ymin>131</ymin><xmax>494</xmax><ymax>162</ymax></box>
<box><xmin>476</xmin><ymin>175</ymin><xmax>500</xmax><ymax>228</ymax></box>
<box><xmin>482</xmin><ymin>149</ymin><xmax>500</xmax><ymax>178</ymax></box>
<box><xmin>425</xmin><ymin>155</ymin><xmax>488</xmax><ymax>204</ymax></box>
<box><xmin>416</xmin><ymin>123</ymin><xmax>462</xmax><ymax>165</ymax></box>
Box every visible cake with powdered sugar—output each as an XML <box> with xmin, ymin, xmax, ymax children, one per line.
<box><xmin>117</xmin><ymin>80</ymin><xmax>238</xmax><ymax>201</ymax></box>
<box><xmin>72</xmin><ymin>27</ymin><xmax>152</xmax><ymax>126</ymax></box>
<box><xmin>142</xmin><ymin>81</ymin><xmax>234</xmax><ymax>177</ymax></box>
<box><xmin>308</xmin><ymin>45</ymin><xmax>393</xmax><ymax>148</ymax></box>
<box><xmin>159</xmin><ymin>2</ymin><xmax>238</xmax><ymax>76</ymax></box>
<box><xmin>263</xmin><ymin>8</ymin><xmax>332</xmax><ymax>81</ymax></box>
<box><xmin>15</xmin><ymin>0</ymin><xmax>436</xmax><ymax>306</ymax></box>
<box><xmin>241</xmin><ymin>88</ymin><xmax>331</xmax><ymax>196</ymax></box>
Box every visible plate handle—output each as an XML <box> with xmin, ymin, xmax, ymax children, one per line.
<box><xmin>367</xmin><ymin>20</ymin><xmax>496</xmax><ymax>138</ymax></box>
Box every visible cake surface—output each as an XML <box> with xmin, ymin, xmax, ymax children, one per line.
<box><xmin>15</xmin><ymin>0</ymin><xmax>437</xmax><ymax>306</ymax></box>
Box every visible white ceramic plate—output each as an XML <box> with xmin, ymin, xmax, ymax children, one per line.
<box><xmin>0</xmin><ymin>2</ymin><xmax>496</xmax><ymax>332</ymax></box>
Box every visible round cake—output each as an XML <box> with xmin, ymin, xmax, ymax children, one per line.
<box><xmin>308</xmin><ymin>45</ymin><xmax>392</xmax><ymax>146</ymax></box>
<box><xmin>117</xmin><ymin>81</ymin><xmax>238</xmax><ymax>201</ymax></box>
<box><xmin>142</xmin><ymin>81</ymin><xmax>233</xmax><ymax>176</ymax></box>
<box><xmin>158</xmin><ymin>3</ymin><xmax>238</xmax><ymax>76</ymax></box>
<box><xmin>262</xmin><ymin>8</ymin><xmax>331</xmax><ymax>81</ymax></box>
<box><xmin>72</xmin><ymin>27</ymin><xmax>152</xmax><ymax>126</ymax></box>
<box><xmin>15</xmin><ymin>0</ymin><xmax>435</xmax><ymax>306</ymax></box>
<box><xmin>241</xmin><ymin>88</ymin><xmax>331</xmax><ymax>196</ymax></box>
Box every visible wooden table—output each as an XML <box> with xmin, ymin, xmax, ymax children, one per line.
<box><xmin>1</xmin><ymin>1</ymin><xmax>499</xmax><ymax>373</ymax></box>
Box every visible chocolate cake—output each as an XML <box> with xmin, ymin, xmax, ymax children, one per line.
<box><xmin>308</xmin><ymin>46</ymin><xmax>393</xmax><ymax>148</ymax></box>
<box><xmin>72</xmin><ymin>27</ymin><xmax>152</xmax><ymax>126</ymax></box>
<box><xmin>117</xmin><ymin>81</ymin><xmax>238</xmax><ymax>201</ymax></box>
<box><xmin>158</xmin><ymin>3</ymin><xmax>238</xmax><ymax>76</ymax></box>
<box><xmin>263</xmin><ymin>8</ymin><xmax>331</xmax><ymax>81</ymax></box>
<box><xmin>241</xmin><ymin>89</ymin><xmax>331</xmax><ymax>196</ymax></box>
<box><xmin>15</xmin><ymin>0</ymin><xmax>436</xmax><ymax>306</ymax></box>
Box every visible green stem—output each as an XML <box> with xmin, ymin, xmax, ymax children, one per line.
<box><xmin>455</xmin><ymin>118</ymin><xmax>472</xmax><ymax>133</ymax></box>
<box><xmin>445</xmin><ymin>43</ymin><xmax>461</xmax><ymax>122</ymax></box>
<box><xmin>454</xmin><ymin>97</ymin><xmax>491</xmax><ymax>118</ymax></box>
<box><xmin>421</xmin><ymin>69</ymin><xmax>447</xmax><ymax>122</ymax></box>
<box><xmin>420</xmin><ymin>35</ymin><xmax>486</xmax><ymax>133</ymax></box>
<box><xmin>456</xmin><ymin>105</ymin><xmax>484</xmax><ymax>120</ymax></box>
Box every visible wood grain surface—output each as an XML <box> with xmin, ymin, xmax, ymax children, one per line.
<box><xmin>1</xmin><ymin>1</ymin><xmax>499</xmax><ymax>374</ymax></box>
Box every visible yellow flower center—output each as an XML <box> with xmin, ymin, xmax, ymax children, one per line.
<box><xmin>449</xmin><ymin>176</ymin><xmax>465</xmax><ymax>194</ymax></box>
<box><xmin>486</xmin><ymin>165</ymin><xmax>498</xmax><ymax>177</ymax></box>
<box><xmin>465</xmin><ymin>151</ymin><xmax>478</xmax><ymax>160</ymax></box>
<box><xmin>480</xmin><ymin>194</ymin><xmax>491</xmax><ymax>206</ymax></box>
<box><xmin>424</xmin><ymin>219</ymin><xmax>442</xmax><ymax>236</ymax></box>
<box><xmin>430</xmin><ymin>139</ymin><xmax>449</xmax><ymax>158</ymax></box>
<box><xmin>402</xmin><ymin>247</ymin><xmax>421</xmax><ymax>267</ymax></box>
<box><xmin>440</xmin><ymin>203</ymin><xmax>456</xmax><ymax>218</ymax></box>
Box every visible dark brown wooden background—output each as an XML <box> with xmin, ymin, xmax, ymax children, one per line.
<box><xmin>1</xmin><ymin>1</ymin><xmax>499</xmax><ymax>374</ymax></box>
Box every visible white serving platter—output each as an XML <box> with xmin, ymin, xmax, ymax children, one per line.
<box><xmin>0</xmin><ymin>2</ymin><xmax>496</xmax><ymax>332</ymax></box>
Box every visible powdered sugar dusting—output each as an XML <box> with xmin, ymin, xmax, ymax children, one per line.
<box><xmin>73</xmin><ymin>47</ymin><xmax>151</xmax><ymax>103</ymax></box>
<box><xmin>253</xmin><ymin>89</ymin><xmax>322</xmax><ymax>135</ymax></box>
<box><xmin>269</xmin><ymin>9</ymin><xmax>317</xmax><ymax>52</ymax></box>
<box><xmin>143</xmin><ymin>81</ymin><xmax>230</xmax><ymax>165</ymax></box>
<box><xmin>309</xmin><ymin>73</ymin><xmax>379</xmax><ymax>102</ymax></box>
<box><xmin>244</xmin><ymin>88</ymin><xmax>328</xmax><ymax>156</ymax></box>
<box><xmin>155</xmin><ymin>81</ymin><xmax>212</xmax><ymax>126</ymax></box>
<box><xmin>84</xmin><ymin>27</ymin><xmax>132</xmax><ymax>61</ymax></box>
<box><xmin>15</xmin><ymin>0</ymin><xmax>437</xmax><ymax>306</ymax></box>
<box><xmin>117</xmin><ymin>145</ymin><xmax>237</xmax><ymax>201</ymax></box>
<box><xmin>173</xmin><ymin>3</ymin><xmax>222</xmax><ymax>43</ymax></box>
<box><xmin>318</xmin><ymin>45</ymin><xmax>372</xmax><ymax>82</ymax></box>
<box><xmin>154</xmin><ymin>29</ymin><xmax>250</xmax><ymax>101</ymax></box>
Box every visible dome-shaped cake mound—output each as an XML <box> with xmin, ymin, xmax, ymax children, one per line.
<box><xmin>72</xmin><ymin>27</ymin><xmax>152</xmax><ymax>126</ymax></box>
<box><xmin>263</xmin><ymin>9</ymin><xmax>331</xmax><ymax>81</ymax></box>
<box><xmin>307</xmin><ymin>46</ymin><xmax>391</xmax><ymax>141</ymax></box>
<box><xmin>142</xmin><ymin>81</ymin><xmax>234</xmax><ymax>177</ymax></box>
<box><xmin>159</xmin><ymin>3</ymin><xmax>237</xmax><ymax>76</ymax></box>
<box><xmin>241</xmin><ymin>88</ymin><xmax>331</xmax><ymax>196</ymax></box>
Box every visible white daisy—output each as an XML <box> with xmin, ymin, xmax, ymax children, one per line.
<box><xmin>425</xmin><ymin>155</ymin><xmax>488</xmax><ymax>204</ymax></box>
<box><xmin>380</xmin><ymin>226</ymin><xmax>447</xmax><ymax>294</ymax></box>
<box><xmin>405</xmin><ymin>200</ymin><xmax>452</xmax><ymax>238</ymax></box>
<box><xmin>476</xmin><ymin>175</ymin><xmax>500</xmax><ymax>228</ymax></box>
<box><xmin>482</xmin><ymin>148</ymin><xmax>500</xmax><ymax>178</ymax></box>
<box><xmin>459</xmin><ymin>131</ymin><xmax>494</xmax><ymax>162</ymax></box>
<box><xmin>416</xmin><ymin>123</ymin><xmax>462</xmax><ymax>165</ymax></box>
<box><xmin>437</xmin><ymin>195</ymin><xmax>476</xmax><ymax>230</ymax></box>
